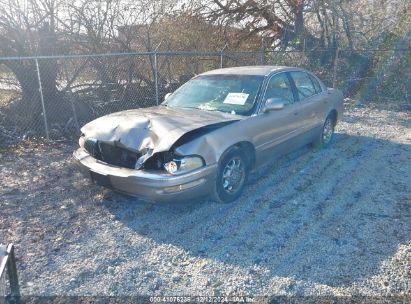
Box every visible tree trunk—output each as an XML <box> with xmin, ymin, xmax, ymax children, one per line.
<box><xmin>6</xmin><ymin>61</ymin><xmax>40</xmax><ymax>105</ymax></box>
<box><xmin>316</xmin><ymin>4</ymin><xmax>326</xmax><ymax>48</ymax></box>
<box><xmin>37</xmin><ymin>23</ymin><xmax>59</xmax><ymax>108</ymax></box>
<box><xmin>37</xmin><ymin>58</ymin><xmax>58</xmax><ymax>106</ymax></box>
<box><xmin>294</xmin><ymin>0</ymin><xmax>305</xmax><ymax>48</ymax></box>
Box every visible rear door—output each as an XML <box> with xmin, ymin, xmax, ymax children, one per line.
<box><xmin>288</xmin><ymin>71</ymin><xmax>325</xmax><ymax>132</ymax></box>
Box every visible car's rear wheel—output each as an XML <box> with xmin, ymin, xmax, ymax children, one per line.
<box><xmin>313</xmin><ymin>113</ymin><xmax>336</xmax><ymax>149</ymax></box>
<box><xmin>213</xmin><ymin>148</ymin><xmax>248</xmax><ymax>203</ymax></box>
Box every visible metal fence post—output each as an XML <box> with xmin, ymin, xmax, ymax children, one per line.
<box><xmin>332</xmin><ymin>47</ymin><xmax>339</xmax><ymax>88</ymax></box>
<box><xmin>220</xmin><ymin>44</ymin><xmax>227</xmax><ymax>68</ymax></box>
<box><xmin>35</xmin><ymin>58</ymin><xmax>50</xmax><ymax>140</ymax></box>
<box><xmin>260</xmin><ymin>38</ymin><xmax>265</xmax><ymax>65</ymax></box>
<box><xmin>69</xmin><ymin>93</ymin><xmax>80</xmax><ymax>132</ymax></box>
<box><xmin>154</xmin><ymin>52</ymin><xmax>159</xmax><ymax>106</ymax></box>
<box><xmin>154</xmin><ymin>42</ymin><xmax>163</xmax><ymax>106</ymax></box>
<box><xmin>6</xmin><ymin>244</ymin><xmax>20</xmax><ymax>299</ymax></box>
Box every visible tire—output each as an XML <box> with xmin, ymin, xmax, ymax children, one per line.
<box><xmin>313</xmin><ymin>113</ymin><xmax>336</xmax><ymax>149</ymax></box>
<box><xmin>213</xmin><ymin>148</ymin><xmax>248</xmax><ymax>203</ymax></box>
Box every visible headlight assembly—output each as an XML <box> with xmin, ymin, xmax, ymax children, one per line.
<box><xmin>163</xmin><ymin>156</ymin><xmax>205</xmax><ymax>175</ymax></box>
<box><xmin>79</xmin><ymin>135</ymin><xmax>86</xmax><ymax>148</ymax></box>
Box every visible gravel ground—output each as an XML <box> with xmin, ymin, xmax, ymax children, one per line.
<box><xmin>0</xmin><ymin>103</ymin><xmax>410</xmax><ymax>298</ymax></box>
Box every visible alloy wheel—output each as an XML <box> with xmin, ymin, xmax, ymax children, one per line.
<box><xmin>221</xmin><ymin>156</ymin><xmax>245</xmax><ymax>194</ymax></box>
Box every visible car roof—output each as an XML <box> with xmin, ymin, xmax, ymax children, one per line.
<box><xmin>200</xmin><ymin>66</ymin><xmax>300</xmax><ymax>76</ymax></box>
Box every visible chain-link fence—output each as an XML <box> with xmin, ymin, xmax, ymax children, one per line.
<box><xmin>0</xmin><ymin>48</ymin><xmax>409</xmax><ymax>146</ymax></box>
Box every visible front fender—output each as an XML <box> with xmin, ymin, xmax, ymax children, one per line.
<box><xmin>174</xmin><ymin>120</ymin><xmax>252</xmax><ymax>165</ymax></box>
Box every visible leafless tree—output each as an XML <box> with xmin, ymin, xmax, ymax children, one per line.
<box><xmin>0</xmin><ymin>0</ymin><xmax>62</xmax><ymax>109</ymax></box>
<box><xmin>191</xmin><ymin>0</ymin><xmax>310</xmax><ymax>49</ymax></box>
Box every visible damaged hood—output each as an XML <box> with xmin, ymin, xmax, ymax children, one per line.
<box><xmin>81</xmin><ymin>106</ymin><xmax>243</xmax><ymax>155</ymax></box>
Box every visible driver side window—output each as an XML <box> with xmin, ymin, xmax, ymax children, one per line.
<box><xmin>264</xmin><ymin>73</ymin><xmax>294</xmax><ymax>105</ymax></box>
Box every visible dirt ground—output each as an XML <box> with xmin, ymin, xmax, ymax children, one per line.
<box><xmin>0</xmin><ymin>103</ymin><xmax>410</xmax><ymax>298</ymax></box>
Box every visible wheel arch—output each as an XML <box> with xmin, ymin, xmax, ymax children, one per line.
<box><xmin>328</xmin><ymin>109</ymin><xmax>338</xmax><ymax>126</ymax></box>
<box><xmin>219</xmin><ymin>141</ymin><xmax>256</xmax><ymax>171</ymax></box>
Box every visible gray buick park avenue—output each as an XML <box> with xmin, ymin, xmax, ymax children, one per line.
<box><xmin>74</xmin><ymin>66</ymin><xmax>344</xmax><ymax>203</ymax></box>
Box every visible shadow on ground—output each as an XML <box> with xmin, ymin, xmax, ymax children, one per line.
<box><xmin>101</xmin><ymin>133</ymin><xmax>411</xmax><ymax>288</ymax></box>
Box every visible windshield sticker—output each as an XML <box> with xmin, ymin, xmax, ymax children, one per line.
<box><xmin>223</xmin><ymin>93</ymin><xmax>249</xmax><ymax>105</ymax></box>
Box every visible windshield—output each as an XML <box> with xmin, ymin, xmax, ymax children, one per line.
<box><xmin>164</xmin><ymin>74</ymin><xmax>264</xmax><ymax>115</ymax></box>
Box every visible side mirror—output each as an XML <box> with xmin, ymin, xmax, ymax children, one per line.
<box><xmin>263</xmin><ymin>97</ymin><xmax>286</xmax><ymax>112</ymax></box>
<box><xmin>164</xmin><ymin>92</ymin><xmax>172</xmax><ymax>101</ymax></box>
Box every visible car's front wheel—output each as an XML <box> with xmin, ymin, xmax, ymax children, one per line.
<box><xmin>313</xmin><ymin>113</ymin><xmax>336</xmax><ymax>149</ymax></box>
<box><xmin>213</xmin><ymin>148</ymin><xmax>248</xmax><ymax>203</ymax></box>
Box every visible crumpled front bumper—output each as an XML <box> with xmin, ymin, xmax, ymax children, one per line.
<box><xmin>73</xmin><ymin>148</ymin><xmax>217</xmax><ymax>202</ymax></box>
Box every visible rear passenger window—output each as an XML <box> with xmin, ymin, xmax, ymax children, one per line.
<box><xmin>309</xmin><ymin>74</ymin><xmax>322</xmax><ymax>93</ymax></box>
<box><xmin>290</xmin><ymin>71</ymin><xmax>316</xmax><ymax>100</ymax></box>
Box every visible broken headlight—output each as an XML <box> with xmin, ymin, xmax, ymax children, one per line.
<box><xmin>164</xmin><ymin>156</ymin><xmax>205</xmax><ymax>175</ymax></box>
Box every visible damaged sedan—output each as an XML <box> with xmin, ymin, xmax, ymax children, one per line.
<box><xmin>74</xmin><ymin>66</ymin><xmax>343</xmax><ymax>203</ymax></box>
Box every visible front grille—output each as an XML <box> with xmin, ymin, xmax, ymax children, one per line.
<box><xmin>84</xmin><ymin>139</ymin><xmax>140</xmax><ymax>169</ymax></box>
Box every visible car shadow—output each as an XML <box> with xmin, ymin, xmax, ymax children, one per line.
<box><xmin>101</xmin><ymin>133</ymin><xmax>411</xmax><ymax>288</ymax></box>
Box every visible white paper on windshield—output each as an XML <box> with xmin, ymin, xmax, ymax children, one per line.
<box><xmin>223</xmin><ymin>93</ymin><xmax>249</xmax><ymax>105</ymax></box>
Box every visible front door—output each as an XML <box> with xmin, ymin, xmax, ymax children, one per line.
<box><xmin>252</xmin><ymin>72</ymin><xmax>302</xmax><ymax>162</ymax></box>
